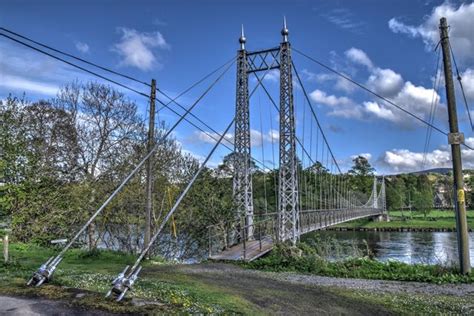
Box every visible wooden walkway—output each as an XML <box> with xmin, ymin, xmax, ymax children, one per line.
<box><xmin>209</xmin><ymin>236</ymin><xmax>274</xmax><ymax>262</ymax></box>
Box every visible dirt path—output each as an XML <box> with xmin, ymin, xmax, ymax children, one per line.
<box><xmin>145</xmin><ymin>263</ymin><xmax>396</xmax><ymax>315</ymax></box>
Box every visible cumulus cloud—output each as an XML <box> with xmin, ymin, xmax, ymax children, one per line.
<box><xmin>388</xmin><ymin>2</ymin><xmax>474</xmax><ymax>63</ymax></box>
<box><xmin>380</xmin><ymin>137</ymin><xmax>474</xmax><ymax>172</ymax></box>
<box><xmin>351</xmin><ymin>153</ymin><xmax>372</xmax><ymax>160</ymax></box>
<box><xmin>75</xmin><ymin>41</ymin><xmax>89</xmax><ymax>53</ymax></box>
<box><xmin>343</xmin><ymin>47</ymin><xmax>445</xmax><ymax>126</ymax></box>
<box><xmin>304</xmin><ymin>69</ymin><xmax>355</xmax><ymax>93</ymax></box>
<box><xmin>310</xmin><ymin>89</ymin><xmax>363</xmax><ymax>118</ymax></box>
<box><xmin>461</xmin><ymin>68</ymin><xmax>474</xmax><ymax>101</ymax></box>
<box><xmin>345</xmin><ymin>48</ymin><xmax>374</xmax><ymax>70</ymax></box>
<box><xmin>310</xmin><ymin>89</ymin><xmax>352</xmax><ymax>107</ymax></box>
<box><xmin>113</xmin><ymin>27</ymin><xmax>169</xmax><ymax>71</ymax></box>
<box><xmin>367</xmin><ymin>68</ymin><xmax>404</xmax><ymax>97</ymax></box>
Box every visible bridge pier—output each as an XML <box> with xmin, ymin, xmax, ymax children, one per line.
<box><xmin>372</xmin><ymin>214</ymin><xmax>390</xmax><ymax>222</ymax></box>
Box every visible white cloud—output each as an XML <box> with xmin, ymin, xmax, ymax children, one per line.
<box><xmin>113</xmin><ymin>27</ymin><xmax>169</xmax><ymax>71</ymax></box>
<box><xmin>367</xmin><ymin>68</ymin><xmax>404</xmax><ymax>97</ymax></box>
<box><xmin>75</xmin><ymin>41</ymin><xmax>89</xmax><ymax>53</ymax></box>
<box><xmin>461</xmin><ymin>68</ymin><xmax>474</xmax><ymax>101</ymax></box>
<box><xmin>388</xmin><ymin>2</ymin><xmax>474</xmax><ymax>63</ymax></box>
<box><xmin>0</xmin><ymin>74</ymin><xmax>59</xmax><ymax>96</ymax></box>
<box><xmin>364</xmin><ymin>81</ymin><xmax>444</xmax><ymax>125</ymax></box>
<box><xmin>320</xmin><ymin>8</ymin><xmax>367</xmax><ymax>34</ymax></box>
<box><xmin>194</xmin><ymin>131</ymin><xmax>234</xmax><ymax>145</ymax></box>
<box><xmin>380</xmin><ymin>137</ymin><xmax>474</xmax><ymax>172</ymax></box>
<box><xmin>363</xmin><ymin>101</ymin><xmax>396</xmax><ymax>121</ymax></box>
<box><xmin>351</xmin><ymin>153</ymin><xmax>372</xmax><ymax>160</ymax></box>
<box><xmin>306</xmin><ymin>69</ymin><xmax>355</xmax><ymax>93</ymax></box>
<box><xmin>342</xmin><ymin>47</ymin><xmax>445</xmax><ymax>126</ymax></box>
<box><xmin>345</xmin><ymin>47</ymin><xmax>374</xmax><ymax>70</ymax></box>
<box><xmin>309</xmin><ymin>89</ymin><xmax>363</xmax><ymax>119</ymax></box>
<box><xmin>310</xmin><ymin>89</ymin><xmax>352</xmax><ymax>107</ymax></box>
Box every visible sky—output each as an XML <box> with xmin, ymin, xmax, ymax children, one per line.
<box><xmin>1</xmin><ymin>0</ymin><xmax>474</xmax><ymax>174</ymax></box>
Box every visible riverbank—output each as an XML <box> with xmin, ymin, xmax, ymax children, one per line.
<box><xmin>2</xmin><ymin>243</ymin><xmax>473</xmax><ymax>314</ymax></box>
<box><xmin>331</xmin><ymin>210</ymin><xmax>474</xmax><ymax>231</ymax></box>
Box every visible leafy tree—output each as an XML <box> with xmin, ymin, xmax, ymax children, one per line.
<box><xmin>348</xmin><ymin>155</ymin><xmax>375</xmax><ymax>196</ymax></box>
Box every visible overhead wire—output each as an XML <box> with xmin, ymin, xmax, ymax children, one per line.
<box><xmin>0</xmin><ymin>32</ymin><xmax>150</xmax><ymax>98</ymax></box>
<box><xmin>0</xmin><ymin>27</ymin><xmax>151</xmax><ymax>87</ymax></box>
<box><xmin>449</xmin><ymin>42</ymin><xmax>474</xmax><ymax>132</ymax></box>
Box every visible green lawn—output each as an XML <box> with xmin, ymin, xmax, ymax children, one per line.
<box><xmin>0</xmin><ymin>243</ymin><xmax>255</xmax><ymax>314</ymax></box>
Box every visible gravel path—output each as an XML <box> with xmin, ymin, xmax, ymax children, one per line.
<box><xmin>176</xmin><ymin>262</ymin><xmax>474</xmax><ymax>297</ymax></box>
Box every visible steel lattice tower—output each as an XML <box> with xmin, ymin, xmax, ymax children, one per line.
<box><xmin>233</xmin><ymin>26</ymin><xmax>254</xmax><ymax>237</ymax></box>
<box><xmin>278</xmin><ymin>19</ymin><xmax>299</xmax><ymax>243</ymax></box>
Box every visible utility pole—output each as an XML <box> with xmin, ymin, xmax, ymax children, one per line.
<box><xmin>439</xmin><ymin>17</ymin><xmax>471</xmax><ymax>274</ymax></box>
<box><xmin>144</xmin><ymin>79</ymin><xmax>156</xmax><ymax>256</ymax></box>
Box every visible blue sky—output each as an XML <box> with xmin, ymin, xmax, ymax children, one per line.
<box><xmin>1</xmin><ymin>0</ymin><xmax>474</xmax><ymax>174</ymax></box>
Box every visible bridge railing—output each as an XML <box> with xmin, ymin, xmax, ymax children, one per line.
<box><xmin>207</xmin><ymin>217</ymin><xmax>277</xmax><ymax>260</ymax></box>
<box><xmin>299</xmin><ymin>208</ymin><xmax>382</xmax><ymax>233</ymax></box>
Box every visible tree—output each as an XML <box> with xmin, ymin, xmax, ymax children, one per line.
<box><xmin>348</xmin><ymin>155</ymin><xmax>375</xmax><ymax>196</ymax></box>
<box><xmin>386</xmin><ymin>176</ymin><xmax>406</xmax><ymax>212</ymax></box>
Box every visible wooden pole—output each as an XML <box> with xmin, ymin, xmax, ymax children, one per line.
<box><xmin>439</xmin><ymin>17</ymin><xmax>471</xmax><ymax>274</ymax></box>
<box><xmin>144</xmin><ymin>79</ymin><xmax>156</xmax><ymax>258</ymax></box>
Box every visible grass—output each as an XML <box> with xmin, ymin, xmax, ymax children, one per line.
<box><xmin>0</xmin><ymin>243</ymin><xmax>259</xmax><ymax>314</ymax></box>
<box><xmin>334</xmin><ymin>210</ymin><xmax>474</xmax><ymax>230</ymax></box>
<box><xmin>243</xmin><ymin>243</ymin><xmax>474</xmax><ymax>284</ymax></box>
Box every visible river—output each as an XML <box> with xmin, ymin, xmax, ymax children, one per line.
<box><xmin>302</xmin><ymin>231</ymin><xmax>474</xmax><ymax>267</ymax></box>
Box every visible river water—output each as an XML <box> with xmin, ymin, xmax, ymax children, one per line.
<box><xmin>303</xmin><ymin>231</ymin><xmax>474</xmax><ymax>267</ymax></box>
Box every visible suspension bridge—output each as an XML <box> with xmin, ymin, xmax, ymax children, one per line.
<box><xmin>1</xmin><ymin>15</ymin><xmax>470</xmax><ymax>302</ymax></box>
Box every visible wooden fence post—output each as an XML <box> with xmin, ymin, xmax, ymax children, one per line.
<box><xmin>3</xmin><ymin>235</ymin><xmax>8</xmax><ymax>263</ymax></box>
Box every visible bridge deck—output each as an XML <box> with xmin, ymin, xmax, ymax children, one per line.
<box><xmin>209</xmin><ymin>236</ymin><xmax>274</xmax><ymax>262</ymax></box>
<box><xmin>210</xmin><ymin>209</ymin><xmax>385</xmax><ymax>262</ymax></box>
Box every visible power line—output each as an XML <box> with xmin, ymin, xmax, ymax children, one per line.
<box><xmin>0</xmin><ymin>27</ymin><xmax>150</xmax><ymax>87</ymax></box>
<box><xmin>0</xmin><ymin>32</ymin><xmax>150</xmax><ymax>98</ymax></box>
<box><xmin>449</xmin><ymin>42</ymin><xmax>473</xmax><ymax>132</ymax></box>
<box><xmin>422</xmin><ymin>48</ymin><xmax>442</xmax><ymax>169</ymax></box>
<box><xmin>293</xmin><ymin>47</ymin><xmax>474</xmax><ymax>151</ymax></box>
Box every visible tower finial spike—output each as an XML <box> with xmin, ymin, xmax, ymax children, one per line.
<box><xmin>239</xmin><ymin>24</ymin><xmax>246</xmax><ymax>50</ymax></box>
<box><xmin>281</xmin><ymin>16</ymin><xmax>289</xmax><ymax>42</ymax></box>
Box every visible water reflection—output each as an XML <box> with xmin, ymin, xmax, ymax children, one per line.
<box><xmin>303</xmin><ymin>231</ymin><xmax>474</xmax><ymax>267</ymax></box>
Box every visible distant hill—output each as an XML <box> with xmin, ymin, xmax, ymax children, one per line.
<box><xmin>410</xmin><ymin>168</ymin><xmax>453</xmax><ymax>175</ymax></box>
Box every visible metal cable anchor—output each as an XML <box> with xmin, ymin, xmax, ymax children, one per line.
<box><xmin>27</xmin><ymin>256</ymin><xmax>63</xmax><ymax>287</ymax></box>
<box><xmin>105</xmin><ymin>265</ymin><xmax>142</xmax><ymax>302</ymax></box>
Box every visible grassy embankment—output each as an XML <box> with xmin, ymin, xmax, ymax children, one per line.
<box><xmin>0</xmin><ymin>243</ymin><xmax>256</xmax><ymax>314</ymax></box>
<box><xmin>1</xmin><ymin>243</ymin><xmax>473</xmax><ymax>315</ymax></box>
<box><xmin>332</xmin><ymin>210</ymin><xmax>474</xmax><ymax>230</ymax></box>
<box><xmin>243</xmin><ymin>241</ymin><xmax>474</xmax><ymax>284</ymax></box>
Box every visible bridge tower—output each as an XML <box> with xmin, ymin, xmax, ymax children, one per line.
<box><xmin>277</xmin><ymin>18</ymin><xmax>299</xmax><ymax>244</ymax></box>
<box><xmin>233</xmin><ymin>26</ymin><xmax>254</xmax><ymax>237</ymax></box>
<box><xmin>372</xmin><ymin>177</ymin><xmax>378</xmax><ymax>209</ymax></box>
<box><xmin>233</xmin><ymin>19</ymin><xmax>299</xmax><ymax>244</ymax></box>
